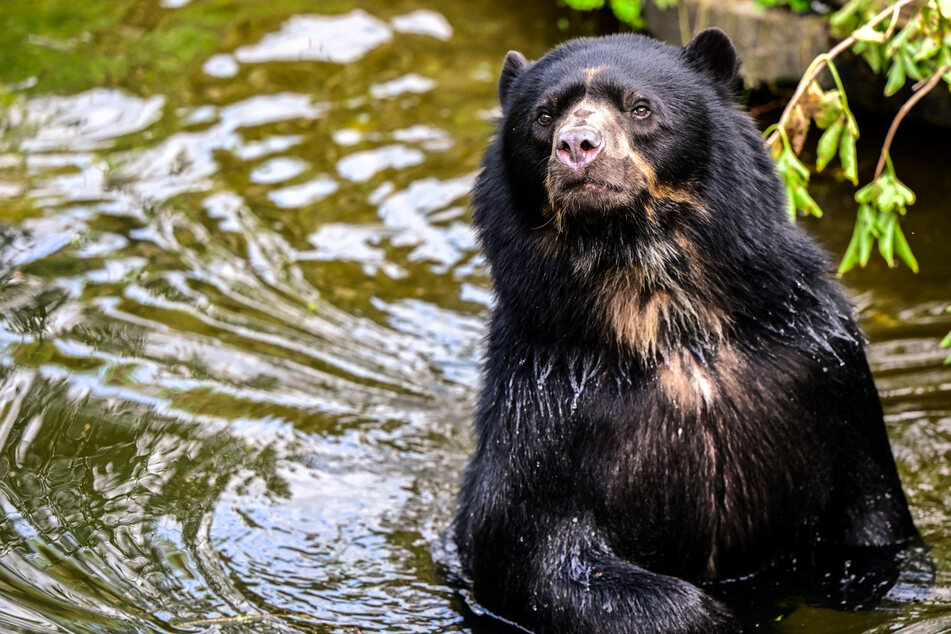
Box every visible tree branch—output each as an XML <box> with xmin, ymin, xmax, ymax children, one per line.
<box><xmin>873</xmin><ymin>64</ymin><xmax>951</xmax><ymax>180</ymax></box>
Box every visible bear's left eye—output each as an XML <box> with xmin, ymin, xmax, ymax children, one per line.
<box><xmin>536</xmin><ymin>112</ymin><xmax>553</xmax><ymax>126</ymax></box>
<box><xmin>631</xmin><ymin>104</ymin><xmax>651</xmax><ymax>119</ymax></box>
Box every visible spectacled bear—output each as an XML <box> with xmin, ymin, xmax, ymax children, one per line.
<box><xmin>453</xmin><ymin>28</ymin><xmax>919</xmax><ymax>633</ymax></box>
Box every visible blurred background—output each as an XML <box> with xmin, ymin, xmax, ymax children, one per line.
<box><xmin>0</xmin><ymin>1</ymin><xmax>948</xmax><ymax>632</ymax></box>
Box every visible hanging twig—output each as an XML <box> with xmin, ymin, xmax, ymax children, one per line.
<box><xmin>873</xmin><ymin>64</ymin><xmax>951</xmax><ymax>180</ymax></box>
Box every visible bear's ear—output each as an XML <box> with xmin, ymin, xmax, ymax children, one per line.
<box><xmin>499</xmin><ymin>50</ymin><xmax>529</xmax><ymax>105</ymax></box>
<box><xmin>683</xmin><ymin>28</ymin><xmax>737</xmax><ymax>85</ymax></box>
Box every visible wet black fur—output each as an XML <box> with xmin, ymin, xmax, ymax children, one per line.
<box><xmin>454</xmin><ymin>30</ymin><xmax>919</xmax><ymax>633</ymax></box>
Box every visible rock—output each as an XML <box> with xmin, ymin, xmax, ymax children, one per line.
<box><xmin>643</xmin><ymin>0</ymin><xmax>831</xmax><ymax>87</ymax></box>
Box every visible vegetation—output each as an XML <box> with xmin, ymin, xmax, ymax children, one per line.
<box><xmin>563</xmin><ymin>0</ymin><xmax>676</xmax><ymax>29</ymax></box>
<box><xmin>764</xmin><ymin>0</ymin><xmax>950</xmax><ymax>276</ymax></box>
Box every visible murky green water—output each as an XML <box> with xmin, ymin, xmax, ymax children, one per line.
<box><xmin>0</xmin><ymin>1</ymin><xmax>948</xmax><ymax>632</ymax></box>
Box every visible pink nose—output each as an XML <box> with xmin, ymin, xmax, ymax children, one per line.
<box><xmin>556</xmin><ymin>127</ymin><xmax>603</xmax><ymax>169</ymax></box>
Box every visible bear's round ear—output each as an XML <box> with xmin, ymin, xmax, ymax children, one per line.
<box><xmin>499</xmin><ymin>51</ymin><xmax>529</xmax><ymax>105</ymax></box>
<box><xmin>683</xmin><ymin>28</ymin><xmax>737</xmax><ymax>86</ymax></box>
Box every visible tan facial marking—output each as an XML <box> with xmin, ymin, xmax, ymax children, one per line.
<box><xmin>556</xmin><ymin>98</ymin><xmax>616</xmax><ymax>145</ymax></box>
<box><xmin>625</xmin><ymin>146</ymin><xmax>707</xmax><ymax>212</ymax></box>
<box><xmin>584</xmin><ymin>66</ymin><xmax>608</xmax><ymax>87</ymax></box>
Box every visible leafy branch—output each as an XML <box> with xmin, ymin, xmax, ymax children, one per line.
<box><xmin>562</xmin><ymin>0</ymin><xmax>675</xmax><ymax>29</ymax></box>
<box><xmin>767</xmin><ymin>0</ymin><xmax>951</xmax><ymax>277</ymax></box>
<box><xmin>764</xmin><ymin>0</ymin><xmax>916</xmax><ymax>150</ymax></box>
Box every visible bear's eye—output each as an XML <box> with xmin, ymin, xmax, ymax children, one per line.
<box><xmin>536</xmin><ymin>112</ymin><xmax>553</xmax><ymax>126</ymax></box>
<box><xmin>631</xmin><ymin>104</ymin><xmax>651</xmax><ymax>119</ymax></box>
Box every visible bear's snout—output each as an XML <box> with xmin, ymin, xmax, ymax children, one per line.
<box><xmin>556</xmin><ymin>126</ymin><xmax>603</xmax><ymax>169</ymax></box>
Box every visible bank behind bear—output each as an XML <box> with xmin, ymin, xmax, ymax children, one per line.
<box><xmin>452</xmin><ymin>28</ymin><xmax>919</xmax><ymax>633</ymax></box>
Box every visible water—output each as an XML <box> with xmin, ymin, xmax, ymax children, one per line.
<box><xmin>0</xmin><ymin>1</ymin><xmax>949</xmax><ymax>632</ymax></box>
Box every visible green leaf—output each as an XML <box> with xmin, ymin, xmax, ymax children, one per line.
<box><xmin>839</xmin><ymin>126</ymin><xmax>858</xmax><ymax>185</ymax></box>
<box><xmin>854</xmin><ymin>180</ymin><xmax>881</xmax><ymax>204</ymax></box>
<box><xmin>852</xmin><ymin>203</ymin><xmax>878</xmax><ymax>269</ymax></box>
<box><xmin>857</xmin><ymin>200</ymin><xmax>876</xmax><ymax>226</ymax></box>
<box><xmin>892</xmin><ymin>221</ymin><xmax>919</xmax><ymax>273</ymax></box>
<box><xmin>876</xmin><ymin>211</ymin><xmax>897</xmax><ymax>267</ymax></box>
<box><xmin>941</xmin><ymin>39</ymin><xmax>951</xmax><ymax>68</ymax></box>
<box><xmin>858</xmin><ymin>231</ymin><xmax>873</xmax><ymax>266</ymax></box>
<box><xmin>829</xmin><ymin>0</ymin><xmax>868</xmax><ymax>34</ymax></box>
<box><xmin>838</xmin><ymin>203</ymin><xmax>874</xmax><ymax>275</ymax></box>
<box><xmin>855</xmin><ymin>41</ymin><xmax>883</xmax><ymax>74</ymax></box>
<box><xmin>886</xmin><ymin>19</ymin><xmax>918</xmax><ymax>59</ymax></box>
<box><xmin>885</xmin><ymin>58</ymin><xmax>906</xmax><ymax>95</ymax></box>
<box><xmin>794</xmin><ymin>183</ymin><xmax>823</xmax><ymax>217</ymax></box>
<box><xmin>900</xmin><ymin>50</ymin><xmax>924</xmax><ymax>81</ymax></box>
<box><xmin>816</xmin><ymin>116</ymin><xmax>844</xmax><ymax>171</ymax></box>
<box><xmin>846</xmin><ymin>111</ymin><xmax>859</xmax><ymax>137</ymax></box>
<box><xmin>564</xmin><ymin>0</ymin><xmax>605</xmax><ymax>9</ymax></box>
<box><xmin>838</xmin><ymin>236</ymin><xmax>860</xmax><ymax>275</ymax></box>
<box><xmin>814</xmin><ymin>89</ymin><xmax>843</xmax><ymax>128</ymax></box>
<box><xmin>914</xmin><ymin>36</ymin><xmax>941</xmax><ymax>62</ymax></box>
<box><xmin>785</xmin><ymin>185</ymin><xmax>797</xmax><ymax>221</ymax></box>
<box><xmin>894</xmin><ymin>178</ymin><xmax>915</xmax><ymax>206</ymax></box>
<box><xmin>777</xmin><ymin>145</ymin><xmax>810</xmax><ymax>182</ymax></box>
<box><xmin>609</xmin><ymin>0</ymin><xmax>644</xmax><ymax>27</ymax></box>
<box><xmin>875</xmin><ymin>162</ymin><xmax>915</xmax><ymax>213</ymax></box>
<box><xmin>854</xmin><ymin>24</ymin><xmax>886</xmax><ymax>43</ymax></box>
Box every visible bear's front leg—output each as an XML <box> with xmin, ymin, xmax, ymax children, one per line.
<box><xmin>812</xmin><ymin>344</ymin><xmax>926</xmax><ymax>608</ymax></box>
<box><xmin>468</xmin><ymin>514</ymin><xmax>738</xmax><ymax>634</ymax></box>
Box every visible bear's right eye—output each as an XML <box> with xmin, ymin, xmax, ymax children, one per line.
<box><xmin>631</xmin><ymin>104</ymin><xmax>651</xmax><ymax>119</ymax></box>
<box><xmin>536</xmin><ymin>112</ymin><xmax>553</xmax><ymax>126</ymax></box>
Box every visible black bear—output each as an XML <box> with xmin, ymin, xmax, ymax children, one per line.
<box><xmin>453</xmin><ymin>28</ymin><xmax>919</xmax><ymax>633</ymax></box>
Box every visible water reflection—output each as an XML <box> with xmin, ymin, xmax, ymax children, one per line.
<box><xmin>20</xmin><ymin>90</ymin><xmax>165</xmax><ymax>153</ymax></box>
<box><xmin>0</xmin><ymin>0</ymin><xmax>949</xmax><ymax>632</ymax></box>
<box><xmin>234</xmin><ymin>11</ymin><xmax>393</xmax><ymax>65</ymax></box>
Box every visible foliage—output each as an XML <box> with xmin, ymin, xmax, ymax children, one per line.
<box><xmin>755</xmin><ymin>0</ymin><xmax>813</xmax><ymax>13</ymax></box>
<box><xmin>763</xmin><ymin>62</ymin><xmax>859</xmax><ymax>222</ymax></box>
<box><xmin>563</xmin><ymin>0</ymin><xmax>675</xmax><ymax>29</ymax></box>
<box><xmin>841</xmin><ymin>155</ymin><xmax>918</xmax><ymax>273</ymax></box>
<box><xmin>766</xmin><ymin>0</ymin><xmax>951</xmax><ymax>276</ymax></box>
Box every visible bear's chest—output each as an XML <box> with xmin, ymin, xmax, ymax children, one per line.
<box><xmin>585</xmin><ymin>347</ymin><xmax>830</xmax><ymax>579</ymax></box>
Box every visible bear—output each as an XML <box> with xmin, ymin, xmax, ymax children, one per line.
<box><xmin>452</xmin><ymin>28</ymin><xmax>920</xmax><ymax>633</ymax></box>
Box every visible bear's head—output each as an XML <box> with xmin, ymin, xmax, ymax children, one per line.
<box><xmin>475</xmin><ymin>31</ymin><xmax>844</xmax><ymax>361</ymax></box>
<box><xmin>496</xmin><ymin>29</ymin><xmax>740</xmax><ymax>227</ymax></box>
